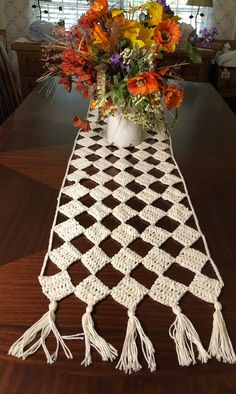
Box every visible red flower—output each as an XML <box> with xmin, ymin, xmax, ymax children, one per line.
<box><xmin>90</xmin><ymin>0</ymin><xmax>108</xmax><ymax>18</ymax></box>
<box><xmin>149</xmin><ymin>68</ymin><xmax>165</xmax><ymax>90</ymax></box>
<box><xmin>60</xmin><ymin>48</ymin><xmax>96</xmax><ymax>88</ymax></box>
<box><xmin>127</xmin><ymin>71</ymin><xmax>161</xmax><ymax>96</ymax></box>
<box><xmin>78</xmin><ymin>12</ymin><xmax>97</xmax><ymax>29</ymax></box>
<box><xmin>73</xmin><ymin>116</ymin><xmax>91</xmax><ymax>131</ymax></box>
<box><xmin>78</xmin><ymin>0</ymin><xmax>108</xmax><ymax>30</ymax></box>
<box><xmin>75</xmin><ymin>83</ymin><xmax>90</xmax><ymax>99</ymax></box>
<box><xmin>164</xmin><ymin>85</ymin><xmax>184</xmax><ymax>110</ymax></box>
<box><xmin>59</xmin><ymin>74</ymin><xmax>72</xmax><ymax>92</ymax></box>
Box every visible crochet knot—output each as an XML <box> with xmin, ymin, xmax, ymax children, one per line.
<box><xmin>49</xmin><ymin>301</ymin><xmax>57</xmax><ymax>312</ymax></box>
<box><xmin>214</xmin><ymin>301</ymin><xmax>222</xmax><ymax>311</ymax></box>
<box><xmin>86</xmin><ymin>305</ymin><xmax>93</xmax><ymax>314</ymax></box>
<box><xmin>172</xmin><ymin>305</ymin><xmax>181</xmax><ymax>315</ymax></box>
<box><xmin>128</xmin><ymin>309</ymin><xmax>135</xmax><ymax>318</ymax></box>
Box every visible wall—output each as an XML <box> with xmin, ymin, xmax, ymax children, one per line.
<box><xmin>211</xmin><ymin>0</ymin><xmax>236</xmax><ymax>40</ymax></box>
<box><xmin>0</xmin><ymin>0</ymin><xmax>6</xmax><ymax>29</ymax></box>
<box><xmin>1</xmin><ymin>0</ymin><xmax>35</xmax><ymax>46</ymax></box>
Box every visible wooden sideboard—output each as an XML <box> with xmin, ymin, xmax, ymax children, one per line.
<box><xmin>11</xmin><ymin>41</ymin><xmax>46</xmax><ymax>99</ymax></box>
<box><xmin>163</xmin><ymin>48</ymin><xmax>215</xmax><ymax>83</ymax></box>
<box><xmin>12</xmin><ymin>41</ymin><xmax>215</xmax><ymax>99</ymax></box>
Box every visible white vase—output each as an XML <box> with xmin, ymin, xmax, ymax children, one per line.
<box><xmin>105</xmin><ymin>112</ymin><xmax>143</xmax><ymax>148</ymax></box>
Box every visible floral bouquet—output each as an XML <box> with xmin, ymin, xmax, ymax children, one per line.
<box><xmin>43</xmin><ymin>0</ymin><xmax>197</xmax><ymax>132</ymax></box>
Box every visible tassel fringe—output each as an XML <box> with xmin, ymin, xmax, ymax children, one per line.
<box><xmin>208</xmin><ymin>302</ymin><xmax>236</xmax><ymax>364</ymax></box>
<box><xmin>116</xmin><ymin>310</ymin><xmax>156</xmax><ymax>374</ymax></box>
<box><xmin>9</xmin><ymin>300</ymin><xmax>235</xmax><ymax>368</ymax></box>
<box><xmin>169</xmin><ymin>306</ymin><xmax>209</xmax><ymax>366</ymax></box>
<box><xmin>8</xmin><ymin>301</ymin><xmax>72</xmax><ymax>363</ymax></box>
<box><xmin>81</xmin><ymin>305</ymin><xmax>118</xmax><ymax>367</ymax></box>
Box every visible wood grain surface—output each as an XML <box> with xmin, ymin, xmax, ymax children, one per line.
<box><xmin>0</xmin><ymin>82</ymin><xmax>236</xmax><ymax>394</ymax></box>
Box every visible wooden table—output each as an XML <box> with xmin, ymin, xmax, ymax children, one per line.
<box><xmin>0</xmin><ymin>82</ymin><xmax>236</xmax><ymax>394</ymax></box>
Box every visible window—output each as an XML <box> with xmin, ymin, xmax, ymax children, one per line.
<box><xmin>40</xmin><ymin>1</ymin><xmax>90</xmax><ymax>27</ymax></box>
<box><xmin>170</xmin><ymin>0</ymin><xmax>194</xmax><ymax>24</ymax></box>
<box><xmin>40</xmin><ymin>0</ymin><xmax>121</xmax><ymax>27</ymax></box>
<box><xmin>40</xmin><ymin>0</ymin><xmax>209</xmax><ymax>30</ymax></box>
<box><xmin>169</xmin><ymin>0</ymin><xmax>211</xmax><ymax>30</ymax></box>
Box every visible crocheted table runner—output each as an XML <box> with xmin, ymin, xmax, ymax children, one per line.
<box><xmin>9</xmin><ymin>112</ymin><xmax>236</xmax><ymax>373</ymax></box>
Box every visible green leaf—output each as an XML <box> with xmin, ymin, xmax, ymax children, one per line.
<box><xmin>191</xmin><ymin>47</ymin><xmax>202</xmax><ymax>64</ymax></box>
<box><xmin>120</xmin><ymin>39</ymin><xmax>128</xmax><ymax>49</ymax></box>
<box><xmin>185</xmin><ymin>40</ymin><xmax>202</xmax><ymax>64</ymax></box>
<box><xmin>104</xmin><ymin>91</ymin><xmax>113</xmax><ymax>98</ymax></box>
<box><xmin>118</xmin><ymin>88</ymin><xmax>123</xmax><ymax>100</ymax></box>
<box><xmin>129</xmin><ymin>59</ymin><xmax>139</xmax><ymax>75</ymax></box>
<box><xmin>113</xmin><ymin>75</ymin><xmax>119</xmax><ymax>88</ymax></box>
<box><xmin>189</xmin><ymin>29</ymin><xmax>197</xmax><ymax>38</ymax></box>
<box><xmin>156</xmin><ymin>52</ymin><xmax>164</xmax><ymax>60</ymax></box>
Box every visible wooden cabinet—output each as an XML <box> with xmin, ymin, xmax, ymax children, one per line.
<box><xmin>12</xmin><ymin>41</ymin><xmax>215</xmax><ymax>99</ymax></box>
<box><xmin>162</xmin><ymin>49</ymin><xmax>215</xmax><ymax>82</ymax></box>
<box><xmin>11</xmin><ymin>41</ymin><xmax>45</xmax><ymax>99</ymax></box>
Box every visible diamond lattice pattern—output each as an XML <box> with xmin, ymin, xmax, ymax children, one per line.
<box><xmin>41</xmin><ymin>122</ymin><xmax>222</xmax><ymax>310</ymax></box>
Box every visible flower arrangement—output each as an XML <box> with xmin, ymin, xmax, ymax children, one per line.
<box><xmin>43</xmin><ymin>0</ymin><xmax>197</xmax><ymax>132</ymax></box>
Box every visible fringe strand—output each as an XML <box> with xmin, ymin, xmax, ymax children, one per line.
<box><xmin>8</xmin><ymin>301</ymin><xmax>72</xmax><ymax>363</ymax></box>
<box><xmin>169</xmin><ymin>305</ymin><xmax>209</xmax><ymax>366</ymax></box>
<box><xmin>81</xmin><ymin>305</ymin><xmax>118</xmax><ymax>367</ymax></box>
<box><xmin>116</xmin><ymin>310</ymin><xmax>156</xmax><ymax>373</ymax></box>
<box><xmin>208</xmin><ymin>301</ymin><xmax>236</xmax><ymax>364</ymax></box>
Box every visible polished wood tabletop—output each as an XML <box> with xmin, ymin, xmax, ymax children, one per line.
<box><xmin>0</xmin><ymin>82</ymin><xmax>236</xmax><ymax>394</ymax></box>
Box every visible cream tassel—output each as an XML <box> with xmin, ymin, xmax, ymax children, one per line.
<box><xmin>8</xmin><ymin>301</ymin><xmax>72</xmax><ymax>363</ymax></box>
<box><xmin>169</xmin><ymin>306</ymin><xmax>209</xmax><ymax>366</ymax></box>
<box><xmin>208</xmin><ymin>301</ymin><xmax>236</xmax><ymax>363</ymax></box>
<box><xmin>81</xmin><ymin>305</ymin><xmax>118</xmax><ymax>367</ymax></box>
<box><xmin>116</xmin><ymin>310</ymin><xmax>156</xmax><ymax>374</ymax></box>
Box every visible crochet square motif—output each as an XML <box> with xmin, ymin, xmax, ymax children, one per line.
<box><xmin>41</xmin><ymin>130</ymin><xmax>223</xmax><ymax>311</ymax></box>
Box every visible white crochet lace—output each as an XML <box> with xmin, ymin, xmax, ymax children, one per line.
<box><xmin>9</xmin><ymin>112</ymin><xmax>236</xmax><ymax>372</ymax></box>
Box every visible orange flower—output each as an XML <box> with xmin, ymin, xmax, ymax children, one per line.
<box><xmin>155</xmin><ymin>67</ymin><xmax>169</xmax><ymax>77</ymax></box>
<box><xmin>90</xmin><ymin>0</ymin><xmax>108</xmax><ymax>18</ymax></box>
<box><xmin>73</xmin><ymin>116</ymin><xmax>91</xmax><ymax>131</ymax></box>
<box><xmin>78</xmin><ymin>0</ymin><xmax>108</xmax><ymax>29</ymax></box>
<box><xmin>149</xmin><ymin>68</ymin><xmax>166</xmax><ymax>90</ymax></box>
<box><xmin>154</xmin><ymin>19</ymin><xmax>181</xmax><ymax>53</ymax></box>
<box><xmin>90</xmin><ymin>98</ymin><xmax>97</xmax><ymax>110</ymax></box>
<box><xmin>102</xmin><ymin>99</ymin><xmax>114</xmax><ymax>116</ymax></box>
<box><xmin>164</xmin><ymin>85</ymin><xmax>184</xmax><ymax>110</ymax></box>
<box><xmin>91</xmin><ymin>24</ymin><xmax>111</xmax><ymax>51</ymax></box>
<box><xmin>75</xmin><ymin>83</ymin><xmax>88</xmax><ymax>99</ymax></box>
<box><xmin>127</xmin><ymin>71</ymin><xmax>161</xmax><ymax>96</ymax></box>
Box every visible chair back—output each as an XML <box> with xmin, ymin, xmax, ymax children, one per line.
<box><xmin>0</xmin><ymin>41</ymin><xmax>21</xmax><ymax>125</ymax></box>
<box><xmin>0</xmin><ymin>30</ymin><xmax>7</xmax><ymax>51</ymax></box>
